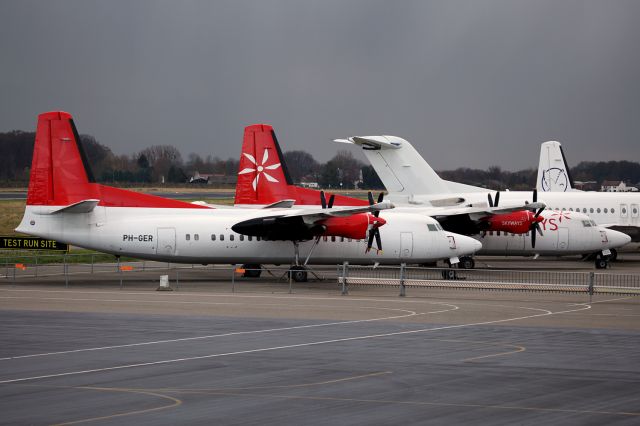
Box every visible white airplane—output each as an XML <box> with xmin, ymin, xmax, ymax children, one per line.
<box><xmin>15</xmin><ymin>112</ymin><xmax>482</xmax><ymax>282</ymax></box>
<box><xmin>334</xmin><ymin>135</ymin><xmax>632</xmax><ymax>268</ymax></box>
<box><xmin>230</xmin><ymin>124</ymin><xmax>629</xmax><ymax>269</ymax></box>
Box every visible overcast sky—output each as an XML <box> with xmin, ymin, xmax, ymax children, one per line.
<box><xmin>1</xmin><ymin>0</ymin><xmax>639</xmax><ymax>170</ymax></box>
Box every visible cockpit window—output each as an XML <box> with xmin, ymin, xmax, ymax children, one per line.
<box><xmin>436</xmin><ymin>223</ymin><xmax>444</xmax><ymax>231</ymax></box>
<box><xmin>582</xmin><ymin>220</ymin><xmax>592</xmax><ymax>227</ymax></box>
<box><xmin>427</xmin><ymin>224</ymin><xmax>438</xmax><ymax>232</ymax></box>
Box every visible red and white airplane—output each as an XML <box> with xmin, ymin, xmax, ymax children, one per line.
<box><xmin>15</xmin><ymin>112</ymin><xmax>482</xmax><ymax>281</ymax></box>
<box><xmin>231</xmin><ymin>124</ymin><xmax>630</xmax><ymax>269</ymax></box>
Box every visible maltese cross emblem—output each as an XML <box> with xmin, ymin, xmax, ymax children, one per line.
<box><xmin>238</xmin><ymin>149</ymin><xmax>281</xmax><ymax>191</ymax></box>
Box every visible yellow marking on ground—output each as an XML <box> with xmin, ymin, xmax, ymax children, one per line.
<box><xmin>50</xmin><ymin>387</ymin><xmax>182</xmax><ymax>426</ymax></box>
<box><xmin>147</xmin><ymin>389</ymin><xmax>640</xmax><ymax>418</ymax></box>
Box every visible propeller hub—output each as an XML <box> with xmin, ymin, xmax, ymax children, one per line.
<box><xmin>370</xmin><ymin>215</ymin><xmax>386</xmax><ymax>228</ymax></box>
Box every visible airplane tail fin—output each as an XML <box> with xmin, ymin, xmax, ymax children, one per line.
<box><xmin>27</xmin><ymin>111</ymin><xmax>96</xmax><ymax>206</ymax></box>
<box><xmin>235</xmin><ymin>124</ymin><xmax>294</xmax><ymax>205</ymax></box>
<box><xmin>25</xmin><ymin>111</ymin><xmax>209</xmax><ymax>209</ymax></box>
<box><xmin>334</xmin><ymin>135</ymin><xmax>485</xmax><ymax>197</ymax></box>
<box><xmin>235</xmin><ymin>124</ymin><xmax>368</xmax><ymax>206</ymax></box>
<box><xmin>536</xmin><ymin>141</ymin><xmax>575</xmax><ymax>192</ymax></box>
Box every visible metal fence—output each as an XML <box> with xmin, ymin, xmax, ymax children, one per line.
<box><xmin>337</xmin><ymin>263</ymin><xmax>640</xmax><ymax>297</ymax></box>
<box><xmin>2</xmin><ymin>252</ymin><xmax>640</xmax><ymax>297</ymax></box>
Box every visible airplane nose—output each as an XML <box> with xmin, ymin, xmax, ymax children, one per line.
<box><xmin>606</xmin><ymin>229</ymin><xmax>631</xmax><ymax>248</ymax></box>
<box><xmin>457</xmin><ymin>234</ymin><xmax>483</xmax><ymax>255</ymax></box>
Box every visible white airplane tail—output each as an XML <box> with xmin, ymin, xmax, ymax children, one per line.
<box><xmin>536</xmin><ymin>141</ymin><xmax>576</xmax><ymax>192</ymax></box>
<box><xmin>335</xmin><ymin>135</ymin><xmax>486</xmax><ymax>198</ymax></box>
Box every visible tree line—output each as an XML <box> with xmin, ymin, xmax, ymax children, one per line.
<box><xmin>1</xmin><ymin>130</ymin><xmax>638</xmax><ymax>189</ymax></box>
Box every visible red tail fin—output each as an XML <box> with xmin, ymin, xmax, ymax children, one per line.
<box><xmin>27</xmin><ymin>111</ymin><xmax>95</xmax><ymax>206</ymax></box>
<box><xmin>234</xmin><ymin>124</ymin><xmax>368</xmax><ymax>207</ymax></box>
<box><xmin>26</xmin><ymin>111</ymin><xmax>209</xmax><ymax>209</ymax></box>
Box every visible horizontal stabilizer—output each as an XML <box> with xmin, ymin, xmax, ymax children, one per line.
<box><xmin>263</xmin><ymin>200</ymin><xmax>296</xmax><ymax>209</ymax></box>
<box><xmin>47</xmin><ymin>199</ymin><xmax>100</xmax><ymax>214</ymax></box>
<box><xmin>334</xmin><ymin>136</ymin><xmax>402</xmax><ymax>150</ymax></box>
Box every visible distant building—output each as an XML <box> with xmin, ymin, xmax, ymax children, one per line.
<box><xmin>300</xmin><ymin>182</ymin><xmax>319</xmax><ymax>188</ymax></box>
<box><xmin>601</xmin><ymin>180</ymin><xmax>639</xmax><ymax>192</ymax></box>
<box><xmin>574</xmin><ymin>181</ymin><xmax>599</xmax><ymax>191</ymax></box>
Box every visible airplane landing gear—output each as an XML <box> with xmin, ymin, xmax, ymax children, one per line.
<box><xmin>459</xmin><ymin>256</ymin><xmax>475</xmax><ymax>269</ymax></box>
<box><xmin>242</xmin><ymin>263</ymin><xmax>262</xmax><ymax>278</ymax></box>
<box><xmin>289</xmin><ymin>265</ymin><xmax>308</xmax><ymax>282</ymax></box>
<box><xmin>595</xmin><ymin>254</ymin><xmax>609</xmax><ymax>269</ymax></box>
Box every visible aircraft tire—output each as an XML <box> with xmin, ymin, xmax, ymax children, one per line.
<box><xmin>595</xmin><ymin>258</ymin><xmax>608</xmax><ymax>269</ymax></box>
<box><xmin>609</xmin><ymin>249</ymin><xmax>618</xmax><ymax>262</ymax></box>
<box><xmin>289</xmin><ymin>266</ymin><xmax>308</xmax><ymax>282</ymax></box>
<box><xmin>242</xmin><ymin>264</ymin><xmax>262</xmax><ymax>278</ymax></box>
<box><xmin>459</xmin><ymin>256</ymin><xmax>475</xmax><ymax>269</ymax></box>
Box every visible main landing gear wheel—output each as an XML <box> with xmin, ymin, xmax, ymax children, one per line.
<box><xmin>289</xmin><ymin>265</ymin><xmax>308</xmax><ymax>282</ymax></box>
<box><xmin>242</xmin><ymin>264</ymin><xmax>262</xmax><ymax>278</ymax></box>
<box><xmin>609</xmin><ymin>249</ymin><xmax>618</xmax><ymax>262</ymax></box>
<box><xmin>459</xmin><ymin>256</ymin><xmax>475</xmax><ymax>269</ymax></box>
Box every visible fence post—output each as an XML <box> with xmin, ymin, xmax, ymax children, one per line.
<box><xmin>64</xmin><ymin>253</ymin><xmax>68</xmax><ymax>288</ymax></box>
<box><xmin>588</xmin><ymin>271</ymin><xmax>595</xmax><ymax>302</ymax></box>
<box><xmin>117</xmin><ymin>257</ymin><xmax>123</xmax><ymax>290</ymax></box>
<box><xmin>231</xmin><ymin>264</ymin><xmax>236</xmax><ymax>293</ymax></box>
<box><xmin>399</xmin><ymin>263</ymin><xmax>406</xmax><ymax>297</ymax></box>
<box><xmin>341</xmin><ymin>261</ymin><xmax>349</xmax><ymax>295</ymax></box>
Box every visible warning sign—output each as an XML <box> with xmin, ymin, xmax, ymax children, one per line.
<box><xmin>0</xmin><ymin>236</ymin><xmax>69</xmax><ymax>251</ymax></box>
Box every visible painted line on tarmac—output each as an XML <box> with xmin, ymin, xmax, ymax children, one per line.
<box><xmin>0</xmin><ymin>303</ymin><xmax>590</xmax><ymax>384</ymax></box>
<box><xmin>0</xmin><ymin>300</ymin><xmax>458</xmax><ymax>361</ymax></box>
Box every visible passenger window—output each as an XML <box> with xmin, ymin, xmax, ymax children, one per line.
<box><xmin>596</xmin><ymin>208</ymin><xmax>601</xmax><ymax>214</ymax></box>
<box><xmin>590</xmin><ymin>208</ymin><xmax>594</xmax><ymax>213</ymax></box>
<box><xmin>240</xmin><ymin>235</ymin><xmax>244</xmax><ymax>241</ymax></box>
<box><xmin>194</xmin><ymin>234</ymin><xmax>199</xmax><ymax>241</ymax></box>
<box><xmin>604</xmin><ymin>208</ymin><xmax>608</xmax><ymax>213</ymax></box>
<box><xmin>220</xmin><ymin>234</ymin><xmax>224</xmax><ymax>241</ymax></box>
<box><xmin>611</xmin><ymin>208</ymin><xmax>615</xmax><ymax>214</ymax></box>
<box><xmin>248</xmin><ymin>236</ymin><xmax>253</xmax><ymax>241</ymax></box>
<box><xmin>230</xmin><ymin>234</ymin><xmax>234</xmax><ymax>241</ymax></box>
<box><xmin>569</xmin><ymin>208</ymin><xmax>573</xmax><ymax>211</ymax></box>
<box><xmin>256</xmin><ymin>236</ymin><xmax>260</xmax><ymax>241</ymax></box>
<box><xmin>583</xmin><ymin>208</ymin><xmax>587</xmax><ymax>213</ymax></box>
<box><xmin>211</xmin><ymin>234</ymin><xmax>216</xmax><ymax>241</ymax></box>
<box><xmin>331</xmin><ymin>236</ymin><xmax>336</xmax><ymax>242</ymax></box>
<box><xmin>186</xmin><ymin>234</ymin><xmax>190</xmax><ymax>241</ymax></box>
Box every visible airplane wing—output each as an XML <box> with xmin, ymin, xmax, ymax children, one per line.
<box><xmin>231</xmin><ymin>201</ymin><xmax>393</xmax><ymax>241</ymax></box>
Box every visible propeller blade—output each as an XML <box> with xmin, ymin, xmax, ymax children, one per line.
<box><xmin>534</xmin><ymin>207</ymin><xmax>545</xmax><ymax>218</ymax></box>
<box><xmin>494</xmin><ymin>191</ymin><xmax>500</xmax><ymax>207</ymax></box>
<box><xmin>533</xmin><ymin>189</ymin><xmax>538</xmax><ymax>203</ymax></box>
<box><xmin>320</xmin><ymin>191</ymin><xmax>326</xmax><ymax>209</ymax></box>
<box><xmin>375</xmin><ymin>230</ymin><xmax>382</xmax><ymax>252</ymax></box>
<box><xmin>531</xmin><ymin>227</ymin><xmax>536</xmax><ymax>249</ymax></box>
<box><xmin>367</xmin><ymin>191</ymin><xmax>375</xmax><ymax>205</ymax></box>
<box><xmin>366</xmin><ymin>229</ymin><xmax>375</xmax><ymax>253</ymax></box>
<box><xmin>535</xmin><ymin>223</ymin><xmax>544</xmax><ymax>236</ymax></box>
<box><xmin>328</xmin><ymin>194</ymin><xmax>335</xmax><ymax>209</ymax></box>
<box><xmin>377</xmin><ymin>192</ymin><xmax>384</xmax><ymax>203</ymax></box>
<box><xmin>487</xmin><ymin>193</ymin><xmax>493</xmax><ymax>208</ymax></box>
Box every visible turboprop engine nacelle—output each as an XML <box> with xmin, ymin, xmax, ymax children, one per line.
<box><xmin>319</xmin><ymin>213</ymin><xmax>386</xmax><ymax>240</ymax></box>
<box><xmin>482</xmin><ymin>211</ymin><xmax>543</xmax><ymax>234</ymax></box>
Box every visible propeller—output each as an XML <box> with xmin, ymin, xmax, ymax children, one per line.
<box><xmin>366</xmin><ymin>192</ymin><xmax>385</xmax><ymax>253</ymax></box>
<box><xmin>320</xmin><ymin>191</ymin><xmax>335</xmax><ymax>209</ymax></box>
<box><xmin>528</xmin><ymin>189</ymin><xmax>545</xmax><ymax>248</ymax></box>
<box><xmin>487</xmin><ymin>191</ymin><xmax>500</xmax><ymax>208</ymax></box>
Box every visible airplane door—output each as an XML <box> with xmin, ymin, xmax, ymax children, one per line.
<box><xmin>557</xmin><ymin>227</ymin><xmax>569</xmax><ymax>250</ymax></box>
<box><xmin>156</xmin><ymin>227</ymin><xmax>176</xmax><ymax>255</ymax></box>
<box><xmin>400</xmin><ymin>232</ymin><xmax>413</xmax><ymax>259</ymax></box>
